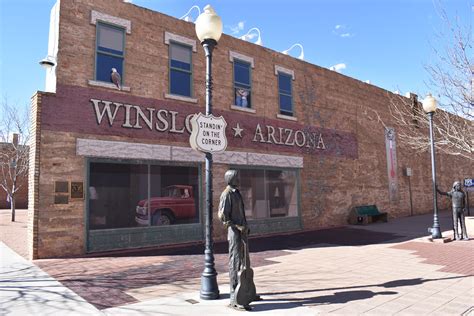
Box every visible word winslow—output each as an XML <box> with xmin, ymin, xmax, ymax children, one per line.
<box><xmin>90</xmin><ymin>99</ymin><xmax>194</xmax><ymax>134</ymax></box>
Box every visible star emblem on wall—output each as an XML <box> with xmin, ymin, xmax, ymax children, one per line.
<box><xmin>232</xmin><ymin>123</ymin><xmax>244</xmax><ymax>138</ymax></box>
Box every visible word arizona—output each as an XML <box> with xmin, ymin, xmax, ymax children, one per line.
<box><xmin>253</xmin><ymin>124</ymin><xmax>326</xmax><ymax>149</ymax></box>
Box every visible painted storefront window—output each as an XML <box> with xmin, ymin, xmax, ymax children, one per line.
<box><xmin>237</xmin><ymin>168</ymin><xmax>298</xmax><ymax>219</ymax></box>
<box><xmin>89</xmin><ymin>162</ymin><xmax>199</xmax><ymax>229</ymax></box>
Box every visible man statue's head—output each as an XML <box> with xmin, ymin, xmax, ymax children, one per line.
<box><xmin>453</xmin><ymin>181</ymin><xmax>461</xmax><ymax>191</ymax></box>
<box><xmin>225</xmin><ymin>169</ymin><xmax>239</xmax><ymax>187</ymax></box>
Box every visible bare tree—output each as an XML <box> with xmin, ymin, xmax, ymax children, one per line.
<box><xmin>384</xmin><ymin>93</ymin><xmax>472</xmax><ymax>159</ymax></box>
<box><xmin>0</xmin><ymin>98</ymin><xmax>29</xmax><ymax>221</ymax></box>
<box><xmin>380</xmin><ymin>5</ymin><xmax>473</xmax><ymax>160</ymax></box>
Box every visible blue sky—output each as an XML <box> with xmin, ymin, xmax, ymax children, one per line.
<box><xmin>0</xmin><ymin>0</ymin><xmax>472</xmax><ymax>109</ymax></box>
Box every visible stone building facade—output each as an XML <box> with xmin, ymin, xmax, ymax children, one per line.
<box><xmin>28</xmin><ymin>0</ymin><xmax>472</xmax><ymax>259</ymax></box>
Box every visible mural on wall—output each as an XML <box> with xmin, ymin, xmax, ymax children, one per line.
<box><xmin>298</xmin><ymin>73</ymin><xmax>341</xmax><ymax>217</ymax></box>
<box><xmin>39</xmin><ymin>85</ymin><xmax>358</xmax><ymax>160</ymax></box>
<box><xmin>385</xmin><ymin>127</ymin><xmax>399</xmax><ymax>202</ymax></box>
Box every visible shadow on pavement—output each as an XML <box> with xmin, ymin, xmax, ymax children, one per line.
<box><xmin>85</xmin><ymin>227</ymin><xmax>403</xmax><ymax>258</ymax></box>
<box><xmin>252</xmin><ymin>290</ymin><xmax>398</xmax><ymax>312</ymax></box>
<box><xmin>259</xmin><ymin>275</ymin><xmax>467</xmax><ymax>297</ymax></box>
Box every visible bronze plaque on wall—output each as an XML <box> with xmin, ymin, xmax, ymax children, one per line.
<box><xmin>54</xmin><ymin>195</ymin><xmax>69</xmax><ymax>204</ymax></box>
<box><xmin>70</xmin><ymin>182</ymin><xmax>84</xmax><ymax>199</ymax></box>
<box><xmin>54</xmin><ymin>181</ymin><xmax>69</xmax><ymax>193</ymax></box>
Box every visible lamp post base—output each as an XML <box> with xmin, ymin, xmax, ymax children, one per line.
<box><xmin>200</xmin><ymin>274</ymin><xmax>219</xmax><ymax>300</ymax></box>
<box><xmin>429</xmin><ymin>226</ymin><xmax>442</xmax><ymax>239</ymax></box>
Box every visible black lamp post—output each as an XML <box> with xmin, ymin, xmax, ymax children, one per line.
<box><xmin>195</xmin><ymin>4</ymin><xmax>222</xmax><ymax>300</ymax></box>
<box><xmin>423</xmin><ymin>94</ymin><xmax>442</xmax><ymax>239</ymax></box>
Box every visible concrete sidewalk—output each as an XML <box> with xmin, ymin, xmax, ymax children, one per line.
<box><xmin>1</xmin><ymin>212</ymin><xmax>473</xmax><ymax>315</ymax></box>
<box><xmin>0</xmin><ymin>242</ymin><xmax>101</xmax><ymax>315</ymax></box>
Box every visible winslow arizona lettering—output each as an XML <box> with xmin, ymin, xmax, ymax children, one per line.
<box><xmin>90</xmin><ymin>98</ymin><xmax>326</xmax><ymax>150</ymax></box>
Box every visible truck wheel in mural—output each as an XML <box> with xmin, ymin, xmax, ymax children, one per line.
<box><xmin>152</xmin><ymin>209</ymin><xmax>174</xmax><ymax>226</ymax></box>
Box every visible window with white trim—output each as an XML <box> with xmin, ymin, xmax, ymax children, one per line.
<box><xmin>278</xmin><ymin>72</ymin><xmax>293</xmax><ymax>116</ymax></box>
<box><xmin>169</xmin><ymin>42</ymin><xmax>193</xmax><ymax>97</ymax></box>
<box><xmin>95</xmin><ymin>22</ymin><xmax>125</xmax><ymax>84</ymax></box>
<box><xmin>233</xmin><ymin>59</ymin><xmax>252</xmax><ymax>108</ymax></box>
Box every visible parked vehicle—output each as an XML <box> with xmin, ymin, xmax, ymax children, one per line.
<box><xmin>135</xmin><ymin>185</ymin><xmax>196</xmax><ymax>226</ymax></box>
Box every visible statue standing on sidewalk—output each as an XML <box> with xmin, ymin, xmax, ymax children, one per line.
<box><xmin>437</xmin><ymin>181</ymin><xmax>469</xmax><ymax>240</ymax></box>
<box><xmin>218</xmin><ymin>169</ymin><xmax>261</xmax><ymax>311</ymax></box>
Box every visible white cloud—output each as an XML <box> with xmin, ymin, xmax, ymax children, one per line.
<box><xmin>333</xmin><ymin>25</ymin><xmax>353</xmax><ymax>38</ymax></box>
<box><xmin>229</xmin><ymin>21</ymin><xmax>245</xmax><ymax>35</ymax></box>
<box><xmin>330</xmin><ymin>63</ymin><xmax>347</xmax><ymax>72</ymax></box>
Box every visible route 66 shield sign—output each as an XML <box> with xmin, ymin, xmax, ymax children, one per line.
<box><xmin>189</xmin><ymin>113</ymin><xmax>228</xmax><ymax>153</ymax></box>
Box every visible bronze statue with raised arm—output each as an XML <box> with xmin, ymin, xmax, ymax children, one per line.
<box><xmin>437</xmin><ymin>181</ymin><xmax>469</xmax><ymax>240</ymax></box>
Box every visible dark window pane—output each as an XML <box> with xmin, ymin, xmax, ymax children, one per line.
<box><xmin>237</xmin><ymin>169</ymin><xmax>298</xmax><ymax>219</ymax></box>
<box><xmin>89</xmin><ymin>163</ymin><xmax>200</xmax><ymax>230</ymax></box>
<box><xmin>170</xmin><ymin>60</ymin><xmax>191</xmax><ymax>71</ymax></box>
<box><xmin>98</xmin><ymin>46</ymin><xmax>124</xmax><ymax>56</ymax></box>
<box><xmin>170</xmin><ymin>69</ymin><xmax>191</xmax><ymax>96</ymax></box>
<box><xmin>234</xmin><ymin>61</ymin><xmax>250</xmax><ymax>85</ymax></box>
<box><xmin>279</xmin><ymin>94</ymin><xmax>292</xmax><ymax>114</ymax></box>
<box><xmin>89</xmin><ymin>163</ymin><xmax>147</xmax><ymax>230</ymax></box>
<box><xmin>96</xmin><ymin>53</ymin><xmax>123</xmax><ymax>83</ymax></box>
<box><xmin>235</xmin><ymin>82</ymin><xmax>250</xmax><ymax>89</ymax></box>
<box><xmin>278</xmin><ymin>73</ymin><xmax>292</xmax><ymax>94</ymax></box>
<box><xmin>238</xmin><ymin>169</ymin><xmax>266</xmax><ymax>219</ymax></box>
<box><xmin>98</xmin><ymin>24</ymin><xmax>124</xmax><ymax>54</ymax></box>
<box><xmin>266</xmin><ymin>170</ymin><xmax>298</xmax><ymax>217</ymax></box>
<box><xmin>171</xmin><ymin>44</ymin><xmax>191</xmax><ymax>63</ymax></box>
<box><xmin>170</xmin><ymin>44</ymin><xmax>191</xmax><ymax>71</ymax></box>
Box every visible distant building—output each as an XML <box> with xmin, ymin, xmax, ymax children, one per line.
<box><xmin>29</xmin><ymin>0</ymin><xmax>472</xmax><ymax>259</ymax></box>
<box><xmin>0</xmin><ymin>135</ymin><xmax>28</xmax><ymax>210</ymax></box>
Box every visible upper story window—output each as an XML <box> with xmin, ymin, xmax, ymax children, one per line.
<box><xmin>233</xmin><ymin>60</ymin><xmax>252</xmax><ymax>108</ymax></box>
<box><xmin>95</xmin><ymin>22</ymin><xmax>125</xmax><ymax>84</ymax></box>
<box><xmin>229</xmin><ymin>51</ymin><xmax>255</xmax><ymax>113</ymax></box>
<box><xmin>278</xmin><ymin>72</ymin><xmax>293</xmax><ymax>116</ymax></box>
<box><xmin>169</xmin><ymin>42</ymin><xmax>193</xmax><ymax>97</ymax></box>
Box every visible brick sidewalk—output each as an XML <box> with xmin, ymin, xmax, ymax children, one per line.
<box><xmin>3</xmin><ymin>211</ymin><xmax>474</xmax><ymax>315</ymax></box>
<box><xmin>0</xmin><ymin>209</ymin><xmax>28</xmax><ymax>258</ymax></box>
<box><xmin>393</xmin><ymin>240</ymin><xmax>474</xmax><ymax>275</ymax></box>
<box><xmin>35</xmin><ymin>227</ymin><xmax>401</xmax><ymax>310</ymax></box>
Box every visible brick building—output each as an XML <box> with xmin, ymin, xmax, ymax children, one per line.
<box><xmin>29</xmin><ymin>0</ymin><xmax>472</xmax><ymax>259</ymax></box>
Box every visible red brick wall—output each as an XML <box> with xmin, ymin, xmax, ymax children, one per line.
<box><xmin>28</xmin><ymin>0</ymin><xmax>473</xmax><ymax>258</ymax></box>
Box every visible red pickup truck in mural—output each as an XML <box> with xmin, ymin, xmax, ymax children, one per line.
<box><xmin>135</xmin><ymin>185</ymin><xmax>196</xmax><ymax>226</ymax></box>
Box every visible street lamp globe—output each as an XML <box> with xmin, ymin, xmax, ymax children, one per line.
<box><xmin>195</xmin><ymin>5</ymin><xmax>222</xmax><ymax>43</ymax></box>
<box><xmin>422</xmin><ymin>94</ymin><xmax>437</xmax><ymax>113</ymax></box>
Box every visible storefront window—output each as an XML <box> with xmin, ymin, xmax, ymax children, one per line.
<box><xmin>148</xmin><ymin>165</ymin><xmax>199</xmax><ymax>226</ymax></box>
<box><xmin>238</xmin><ymin>168</ymin><xmax>298</xmax><ymax>219</ymax></box>
<box><xmin>89</xmin><ymin>162</ymin><xmax>199</xmax><ymax>230</ymax></box>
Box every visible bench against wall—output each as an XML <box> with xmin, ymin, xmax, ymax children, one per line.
<box><xmin>348</xmin><ymin>205</ymin><xmax>388</xmax><ymax>225</ymax></box>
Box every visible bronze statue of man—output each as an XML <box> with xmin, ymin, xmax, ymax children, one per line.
<box><xmin>218</xmin><ymin>169</ymin><xmax>261</xmax><ymax>311</ymax></box>
<box><xmin>437</xmin><ymin>181</ymin><xmax>469</xmax><ymax>240</ymax></box>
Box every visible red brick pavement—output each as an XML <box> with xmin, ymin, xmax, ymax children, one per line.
<box><xmin>392</xmin><ymin>239</ymin><xmax>474</xmax><ymax>276</ymax></box>
<box><xmin>0</xmin><ymin>209</ymin><xmax>28</xmax><ymax>258</ymax></box>
<box><xmin>36</xmin><ymin>250</ymin><xmax>287</xmax><ymax>309</ymax></box>
<box><xmin>18</xmin><ymin>227</ymin><xmax>400</xmax><ymax>310</ymax></box>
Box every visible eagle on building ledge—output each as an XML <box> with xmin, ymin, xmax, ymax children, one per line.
<box><xmin>111</xmin><ymin>68</ymin><xmax>121</xmax><ymax>90</ymax></box>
